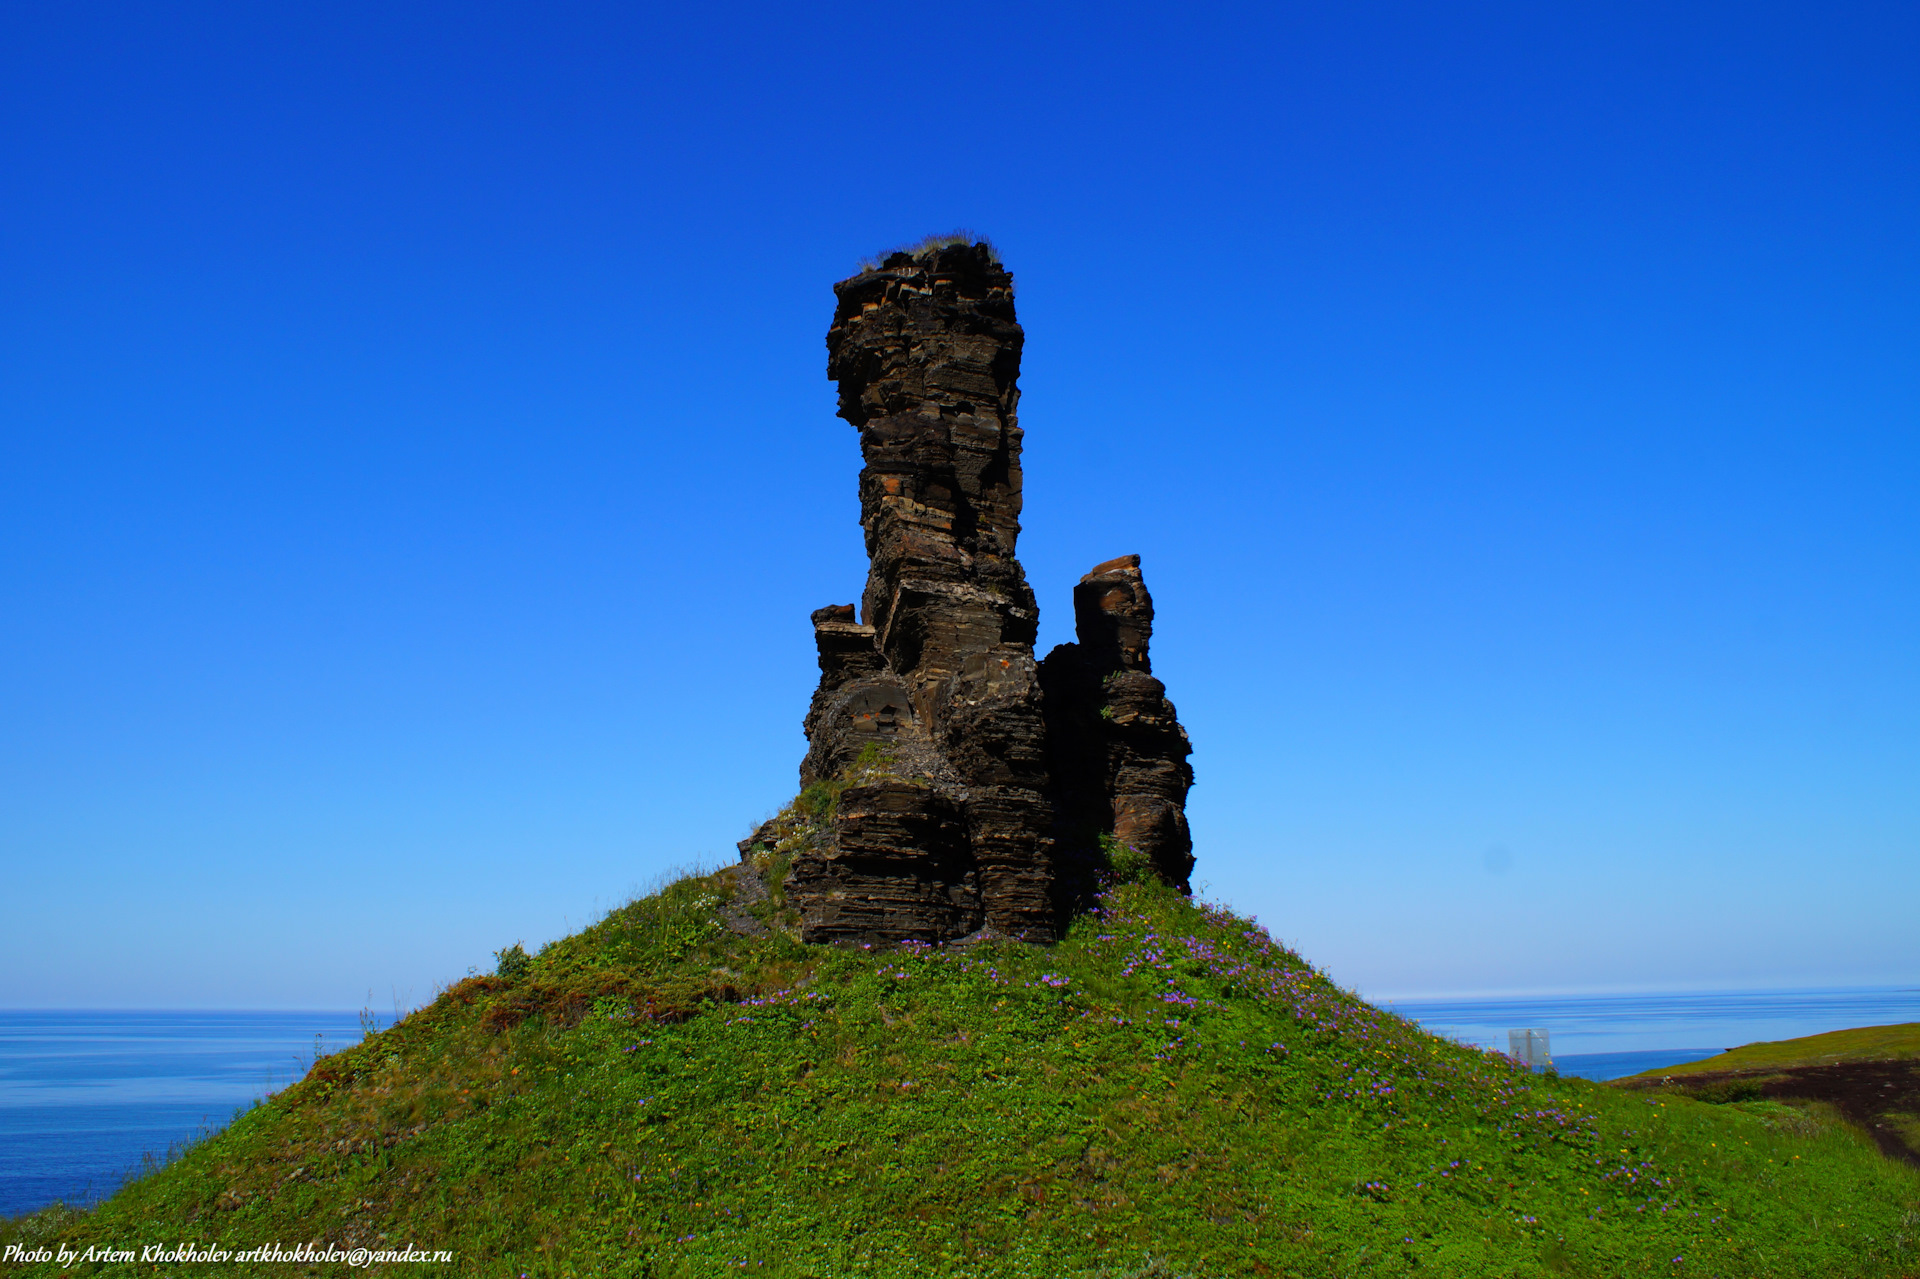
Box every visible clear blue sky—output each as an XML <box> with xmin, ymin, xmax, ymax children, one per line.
<box><xmin>2</xmin><ymin>1</ymin><xmax>1914</xmax><ymax>1009</ymax></box>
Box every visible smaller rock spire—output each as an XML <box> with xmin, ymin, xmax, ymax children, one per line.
<box><xmin>1039</xmin><ymin>555</ymin><xmax>1196</xmax><ymax>893</ymax></box>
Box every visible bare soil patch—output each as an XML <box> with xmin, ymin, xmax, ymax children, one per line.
<box><xmin>1619</xmin><ymin>1059</ymin><xmax>1920</xmax><ymax>1168</ymax></box>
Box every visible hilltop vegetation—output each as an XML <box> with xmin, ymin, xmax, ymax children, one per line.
<box><xmin>6</xmin><ymin>873</ymin><xmax>1918</xmax><ymax>1277</ymax></box>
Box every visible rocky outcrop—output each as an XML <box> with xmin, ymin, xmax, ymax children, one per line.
<box><xmin>740</xmin><ymin>241</ymin><xmax>1196</xmax><ymax>944</ymax></box>
<box><xmin>741</xmin><ymin>241</ymin><xmax>1052</xmax><ymax>945</ymax></box>
<box><xmin>1039</xmin><ymin>555</ymin><xmax>1195</xmax><ymax>893</ymax></box>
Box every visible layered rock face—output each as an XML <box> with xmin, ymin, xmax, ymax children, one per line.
<box><xmin>741</xmin><ymin>241</ymin><xmax>1195</xmax><ymax>943</ymax></box>
<box><xmin>1038</xmin><ymin>555</ymin><xmax>1196</xmax><ymax>893</ymax></box>
<box><xmin>743</xmin><ymin>242</ymin><xmax>1051</xmax><ymax>944</ymax></box>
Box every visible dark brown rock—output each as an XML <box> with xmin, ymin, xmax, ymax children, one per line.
<box><xmin>741</xmin><ymin>242</ymin><xmax>1053</xmax><ymax>945</ymax></box>
<box><xmin>742</xmin><ymin>242</ymin><xmax>1197</xmax><ymax>944</ymax></box>
<box><xmin>784</xmin><ymin>781</ymin><xmax>980</xmax><ymax>943</ymax></box>
<box><xmin>1039</xmin><ymin>554</ymin><xmax>1196</xmax><ymax>892</ymax></box>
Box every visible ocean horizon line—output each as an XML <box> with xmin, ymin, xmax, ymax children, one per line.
<box><xmin>1364</xmin><ymin>981</ymin><xmax>1920</xmax><ymax>1005</ymax></box>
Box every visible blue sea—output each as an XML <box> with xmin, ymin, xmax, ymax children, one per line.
<box><xmin>1378</xmin><ymin>985</ymin><xmax>1920</xmax><ymax>1082</ymax></box>
<box><xmin>0</xmin><ymin>1011</ymin><xmax>374</xmax><ymax>1220</ymax></box>
<box><xmin>4</xmin><ymin>989</ymin><xmax>1918</xmax><ymax>1220</ymax></box>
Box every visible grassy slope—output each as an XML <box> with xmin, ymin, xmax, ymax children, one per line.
<box><xmin>1630</xmin><ymin>1024</ymin><xmax>1920</xmax><ymax>1078</ymax></box>
<box><xmin>6</xmin><ymin>876</ymin><xmax>1918</xmax><ymax>1278</ymax></box>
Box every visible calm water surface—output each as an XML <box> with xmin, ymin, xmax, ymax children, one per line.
<box><xmin>0</xmin><ymin>1011</ymin><xmax>370</xmax><ymax>1219</ymax></box>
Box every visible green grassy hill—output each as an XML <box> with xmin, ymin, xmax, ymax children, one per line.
<box><xmin>1631</xmin><ymin>1023</ymin><xmax>1920</xmax><ymax>1078</ymax></box>
<box><xmin>1618</xmin><ymin>1021</ymin><xmax>1920</xmax><ymax>1173</ymax></box>
<box><xmin>6</xmin><ymin>874</ymin><xmax>1917</xmax><ymax>1277</ymax></box>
